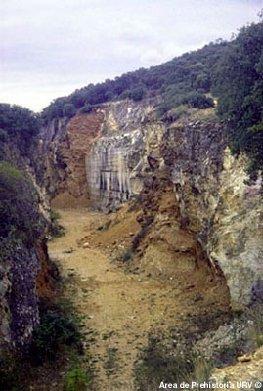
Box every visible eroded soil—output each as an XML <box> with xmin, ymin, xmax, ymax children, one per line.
<box><xmin>48</xmin><ymin>207</ymin><xmax>230</xmax><ymax>390</ymax></box>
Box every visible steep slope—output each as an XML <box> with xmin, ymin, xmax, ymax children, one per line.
<box><xmin>39</xmin><ymin>99</ymin><xmax>262</xmax><ymax>310</ymax></box>
<box><xmin>36</xmin><ymin>111</ymin><xmax>104</xmax><ymax>207</ymax></box>
<box><xmin>0</xmin><ymin>163</ymin><xmax>52</xmax><ymax>358</ymax></box>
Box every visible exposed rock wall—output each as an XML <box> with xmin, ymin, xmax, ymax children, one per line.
<box><xmin>8</xmin><ymin>245</ymin><xmax>40</xmax><ymax>350</ymax></box>
<box><xmin>0</xmin><ymin>139</ymin><xmax>56</xmax><ymax>356</ymax></box>
<box><xmin>36</xmin><ymin>112</ymin><xmax>104</xmax><ymax>207</ymax></box>
<box><xmin>161</xmin><ymin>118</ymin><xmax>263</xmax><ymax>309</ymax></box>
<box><xmin>86</xmin><ymin>100</ymin><xmax>163</xmax><ymax>210</ymax></box>
<box><xmin>85</xmin><ymin>102</ymin><xmax>262</xmax><ymax>309</ymax></box>
<box><xmin>0</xmin><ymin>238</ymin><xmax>52</xmax><ymax>356</ymax></box>
<box><xmin>37</xmin><ymin>99</ymin><xmax>262</xmax><ymax>309</ymax></box>
<box><xmin>209</xmin><ymin>152</ymin><xmax>263</xmax><ymax>308</ymax></box>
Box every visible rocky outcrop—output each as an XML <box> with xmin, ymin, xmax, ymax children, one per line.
<box><xmin>209</xmin><ymin>152</ymin><xmax>263</xmax><ymax>309</ymax></box>
<box><xmin>36</xmin><ymin>112</ymin><xmax>104</xmax><ymax>207</ymax></box>
<box><xmin>86</xmin><ymin>100</ymin><xmax>155</xmax><ymax>210</ymax></box>
<box><xmin>37</xmin><ymin>99</ymin><xmax>262</xmax><ymax>310</ymax></box>
<box><xmin>0</xmin><ymin>155</ymin><xmax>54</xmax><ymax>357</ymax></box>
<box><xmin>161</xmin><ymin>118</ymin><xmax>263</xmax><ymax>309</ymax></box>
<box><xmin>211</xmin><ymin>347</ymin><xmax>263</xmax><ymax>390</ymax></box>
<box><xmin>0</xmin><ymin>237</ymin><xmax>52</xmax><ymax>357</ymax></box>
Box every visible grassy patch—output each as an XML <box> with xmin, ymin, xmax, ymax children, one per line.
<box><xmin>134</xmin><ymin>333</ymin><xmax>213</xmax><ymax>390</ymax></box>
<box><xmin>28</xmin><ymin>298</ymin><xmax>84</xmax><ymax>365</ymax></box>
<box><xmin>247</xmin><ymin>304</ymin><xmax>263</xmax><ymax>348</ymax></box>
<box><xmin>104</xmin><ymin>347</ymin><xmax>119</xmax><ymax>376</ymax></box>
<box><xmin>0</xmin><ymin>293</ymin><xmax>92</xmax><ymax>390</ymax></box>
<box><xmin>64</xmin><ymin>365</ymin><xmax>91</xmax><ymax>391</ymax></box>
<box><xmin>50</xmin><ymin>209</ymin><xmax>65</xmax><ymax>238</ymax></box>
<box><xmin>120</xmin><ymin>248</ymin><xmax>134</xmax><ymax>262</ymax></box>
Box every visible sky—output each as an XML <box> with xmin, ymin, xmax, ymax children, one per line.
<box><xmin>1</xmin><ymin>0</ymin><xmax>262</xmax><ymax>112</ymax></box>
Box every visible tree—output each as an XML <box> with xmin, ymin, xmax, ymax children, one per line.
<box><xmin>212</xmin><ymin>21</ymin><xmax>263</xmax><ymax>174</ymax></box>
<box><xmin>63</xmin><ymin>103</ymin><xmax>77</xmax><ymax>118</ymax></box>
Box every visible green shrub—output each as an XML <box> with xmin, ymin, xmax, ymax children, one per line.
<box><xmin>50</xmin><ymin>209</ymin><xmax>65</xmax><ymax>238</ymax></box>
<box><xmin>212</xmin><ymin>21</ymin><xmax>263</xmax><ymax>175</ymax></box>
<box><xmin>0</xmin><ymin>161</ymin><xmax>44</xmax><ymax>247</ymax></box>
<box><xmin>129</xmin><ymin>87</ymin><xmax>146</xmax><ymax>101</ymax></box>
<box><xmin>63</xmin><ymin>103</ymin><xmax>77</xmax><ymax>118</ymax></box>
<box><xmin>29</xmin><ymin>300</ymin><xmax>83</xmax><ymax>365</ymax></box>
<box><xmin>0</xmin><ymin>128</ymin><xmax>8</xmax><ymax>142</ymax></box>
<box><xmin>79</xmin><ymin>104</ymin><xmax>93</xmax><ymax>114</ymax></box>
<box><xmin>120</xmin><ymin>248</ymin><xmax>134</xmax><ymax>262</ymax></box>
<box><xmin>164</xmin><ymin>105</ymin><xmax>188</xmax><ymax>122</ymax></box>
<box><xmin>135</xmin><ymin>334</ymin><xmax>212</xmax><ymax>390</ymax></box>
<box><xmin>0</xmin><ymin>104</ymin><xmax>39</xmax><ymax>138</ymax></box>
<box><xmin>64</xmin><ymin>366</ymin><xmax>91</xmax><ymax>391</ymax></box>
<box><xmin>175</xmin><ymin>92</ymin><xmax>214</xmax><ymax>109</ymax></box>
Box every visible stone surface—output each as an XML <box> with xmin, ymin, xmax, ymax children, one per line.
<box><xmin>211</xmin><ymin>347</ymin><xmax>263</xmax><ymax>389</ymax></box>
<box><xmin>36</xmin><ymin>111</ymin><xmax>104</xmax><ymax>207</ymax></box>
<box><xmin>37</xmin><ymin>99</ymin><xmax>262</xmax><ymax>309</ymax></box>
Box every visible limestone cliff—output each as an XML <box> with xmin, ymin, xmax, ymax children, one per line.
<box><xmin>0</xmin><ymin>141</ymin><xmax>56</xmax><ymax>358</ymax></box>
<box><xmin>36</xmin><ymin>111</ymin><xmax>104</xmax><ymax>207</ymax></box>
<box><xmin>38</xmin><ymin>99</ymin><xmax>262</xmax><ymax>310</ymax></box>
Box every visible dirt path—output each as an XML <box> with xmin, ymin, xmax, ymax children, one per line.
<box><xmin>48</xmin><ymin>209</ymin><xmax>182</xmax><ymax>390</ymax></box>
<box><xmin>48</xmin><ymin>208</ymin><xmax>229</xmax><ymax>391</ymax></box>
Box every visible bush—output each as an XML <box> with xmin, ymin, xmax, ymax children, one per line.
<box><xmin>63</xmin><ymin>103</ymin><xmax>77</xmax><ymax>118</ymax></box>
<box><xmin>0</xmin><ymin>129</ymin><xmax>7</xmax><ymax>159</ymax></box>
<box><xmin>176</xmin><ymin>92</ymin><xmax>214</xmax><ymax>109</ymax></box>
<box><xmin>135</xmin><ymin>333</ymin><xmax>212</xmax><ymax>390</ymax></box>
<box><xmin>79</xmin><ymin>104</ymin><xmax>93</xmax><ymax>114</ymax></box>
<box><xmin>212</xmin><ymin>21</ymin><xmax>263</xmax><ymax>175</ymax></box>
<box><xmin>164</xmin><ymin>105</ymin><xmax>188</xmax><ymax>122</ymax></box>
<box><xmin>50</xmin><ymin>209</ymin><xmax>65</xmax><ymax>238</ymax></box>
<box><xmin>29</xmin><ymin>300</ymin><xmax>83</xmax><ymax>365</ymax></box>
<box><xmin>64</xmin><ymin>367</ymin><xmax>91</xmax><ymax>391</ymax></box>
<box><xmin>0</xmin><ymin>161</ymin><xmax>44</xmax><ymax>247</ymax></box>
<box><xmin>0</xmin><ymin>104</ymin><xmax>39</xmax><ymax>138</ymax></box>
<box><xmin>0</xmin><ymin>128</ymin><xmax>8</xmax><ymax>142</ymax></box>
<box><xmin>121</xmin><ymin>248</ymin><xmax>134</xmax><ymax>262</ymax></box>
<box><xmin>129</xmin><ymin>87</ymin><xmax>146</xmax><ymax>101</ymax></box>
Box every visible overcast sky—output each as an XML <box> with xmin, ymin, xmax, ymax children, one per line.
<box><xmin>1</xmin><ymin>0</ymin><xmax>262</xmax><ymax>112</ymax></box>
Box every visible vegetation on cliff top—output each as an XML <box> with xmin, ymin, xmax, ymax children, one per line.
<box><xmin>41</xmin><ymin>19</ymin><xmax>262</xmax><ymax>175</ymax></box>
<box><xmin>42</xmin><ymin>40</ymin><xmax>224</xmax><ymax>122</ymax></box>
<box><xmin>212</xmin><ymin>21</ymin><xmax>263</xmax><ymax>175</ymax></box>
<box><xmin>0</xmin><ymin>104</ymin><xmax>40</xmax><ymax>155</ymax></box>
<box><xmin>0</xmin><ymin>20</ymin><xmax>262</xmax><ymax>173</ymax></box>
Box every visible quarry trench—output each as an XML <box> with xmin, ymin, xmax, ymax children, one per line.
<box><xmin>48</xmin><ymin>207</ymin><xmax>230</xmax><ymax>391</ymax></box>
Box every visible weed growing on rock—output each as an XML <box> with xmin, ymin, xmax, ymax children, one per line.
<box><xmin>64</xmin><ymin>366</ymin><xmax>91</xmax><ymax>391</ymax></box>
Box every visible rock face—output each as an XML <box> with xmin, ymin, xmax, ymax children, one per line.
<box><xmin>0</xmin><ymin>238</ymin><xmax>51</xmax><ymax>356</ymax></box>
<box><xmin>8</xmin><ymin>245</ymin><xmax>40</xmax><ymax>350</ymax></box>
<box><xmin>209</xmin><ymin>152</ymin><xmax>263</xmax><ymax>309</ymax></box>
<box><xmin>38</xmin><ymin>99</ymin><xmax>262</xmax><ymax>309</ymax></box>
<box><xmin>86</xmin><ymin>100</ymin><xmax>153</xmax><ymax>209</ymax></box>
<box><xmin>161</xmin><ymin>117</ymin><xmax>263</xmax><ymax>309</ymax></box>
<box><xmin>36</xmin><ymin>112</ymin><xmax>104</xmax><ymax>207</ymax></box>
<box><xmin>0</xmin><ymin>139</ymin><xmax>56</xmax><ymax>357</ymax></box>
<box><xmin>211</xmin><ymin>346</ymin><xmax>263</xmax><ymax>390</ymax></box>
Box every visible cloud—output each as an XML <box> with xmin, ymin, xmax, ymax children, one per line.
<box><xmin>0</xmin><ymin>0</ymin><xmax>261</xmax><ymax>111</ymax></box>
